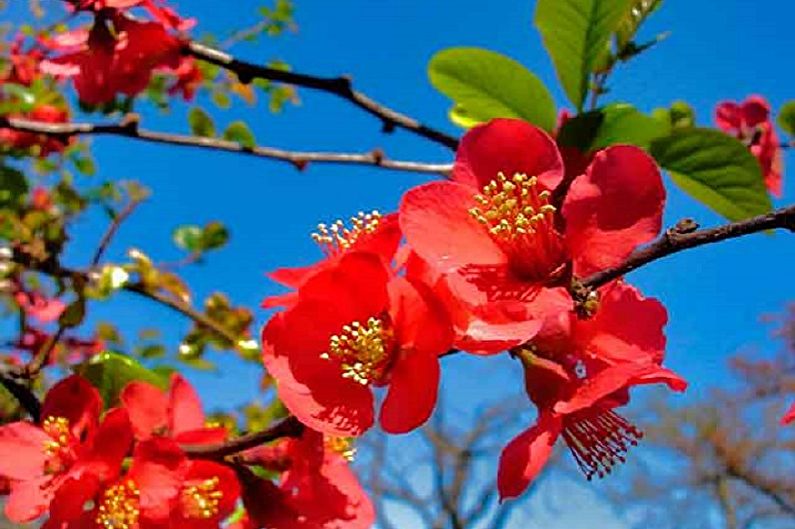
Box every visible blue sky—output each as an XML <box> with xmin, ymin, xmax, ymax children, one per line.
<box><xmin>7</xmin><ymin>1</ymin><xmax>795</xmax><ymax>527</ymax></box>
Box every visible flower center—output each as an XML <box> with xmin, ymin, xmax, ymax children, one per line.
<box><xmin>42</xmin><ymin>416</ymin><xmax>75</xmax><ymax>473</ymax></box>
<box><xmin>311</xmin><ymin>210</ymin><xmax>381</xmax><ymax>256</ymax></box>
<box><xmin>181</xmin><ymin>476</ymin><xmax>223</xmax><ymax>520</ymax></box>
<box><xmin>96</xmin><ymin>480</ymin><xmax>140</xmax><ymax>529</ymax></box>
<box><xmin>324</xmin><ymin>436</ymin><xmax>357</xmax><ymax>461</ymax></box>
<box><xmin>561</xmin><ymin>410</ymin><xmax>643</xmax><ymax>480</ymax></box>
<box><xmin>469</xmin><ymin>172</ymin><xmax>564</xmax><ymax>280</ymax></box>
<box><xmin>321</xmin><ymin>316</ymin><xmax>392</xmax><ymax>385</ymax></box>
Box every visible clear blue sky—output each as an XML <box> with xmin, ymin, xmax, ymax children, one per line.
<box><xmin>8</xmin><ymin>1</ymin><xmax>795</xmax><ymax>527</ymax></box>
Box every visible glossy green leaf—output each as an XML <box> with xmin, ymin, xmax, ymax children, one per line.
<box><xmin>223</xmin><ymin>121</ymin><xmax>256</xmax><ymax>149</ymax></box>
<box><xmin>428</xmin><ymin>47</ymin><xmax>556</xmax><ymax>131</ymax></box>
<box><xmin>201</xmin><ymin>221</ymin><xmax>230</xmax><ymax>250</ymax></box>
<box><xmin>77</xmin><ymin>351</ymin><xmax>167</xmax><ymax>407</ymax></box>
<box><xmin>188</xmin><ymin>107</ymin><xmax>216</xmax><ymax>138</ymax></box>
<box><xmin>535</xmin><ymin>0</ymin><xmax>632</xmax><ymax>110</ymax></box>
<box><xmin>590</xmin><ymin>103</ymin><xmax>669</xmax><ymax>150</ymax></box>
<box><xmin>173</xmin><ymin>225</ymin><xmax>204</xmax><ymax>252</ymax></box>
<box><xmin>777</xmin><ymin>100</ymin><xmax>795</xmax><ymax>137</ymax></box>
<box><xmin>650</xmin><ymin>128</ymin><xmax>772</xmax><ymax>221</ymax></box>
<box><xmin>0</xmin><ymin>165</ymin><xmax>28</xmax><ymax>206</ymax></box>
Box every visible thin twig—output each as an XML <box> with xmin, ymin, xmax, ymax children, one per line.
<box><xmin>11</xmin><ymin>250</ymin><xmax>244</xmax><ymax>350</ymax></box>
<box><xmin>182</xmin><ymin>415</ymin><xmax>304</xmax><ymax>459</ymax></box>
<box><xmin>0</xmin><ymin>116</ymin><xmax>453</xmax><ymax>176</ymax></box>
<box><xmin>581</xmin><ymin>206</ymin><xmax>795</xmax><ymax>289</ymax></box>
<box><xmin>185</xmin><ymin>41</ymin><xmax>460</xmax><ymax>150</ymax></box>
<box><xmin>91</xmin><ymin>199</ymin><xmax>143</xmax><ymax>267</ymax></box>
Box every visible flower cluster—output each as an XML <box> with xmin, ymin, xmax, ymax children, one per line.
<box><xmin>0</xmin><ymin>374</ymin><xmax>373</xmax><ymax>528</ymax></box>
<box><xmin>40</xmin><ymin>0</ymin><xmax>200</xmax><ymax>106</ymax></box>
<box><xmin>262</xmin><ymin>118</ymin><xmax>688</xmax><ymax>500</ymax></box>
<box><xmin>716</xmin><ymin>96</ymin><xmax>784</xmax><ymax>197</ymax></box>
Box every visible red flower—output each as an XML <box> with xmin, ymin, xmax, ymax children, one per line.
<box><xmin>496</xmin><ymin>283</ymin><xmax>686</xmax><ymax>499</ymax></box>
<box><xmin>0</xmin><ymin>376</ymin><xmax>132</xmax><ymax>522</ymax></box>
<box><xmin>781</xmin><ymin>403</ymin><xmax>795</xmax><ymax>425</ymax></box>
<box><xmin>44</xmin><ymin>438</ymin><xmax>239</xmax><ymax>529</ymax></box>
<box><xmin>42</xmin><ymin>13</ymin><xmax>182</xmax><ymax>106</ymax></box>
<box><xmin>262</xmin><ymin>251</ymin><xmax>453</xmax><ymax>436</ymax></box>
<box><xmin>715</xmin><ymin>96</ymin><xmax>784</xmax><ymax>197</ymax></box>
<box><xmin>241</xmin><ymin>429</ymin><xmax>374</xmax><ymax>529</ymax></box>
<box><xmin>264</xmin><ymin>211</ymin><xmax>401</xmax><ymax>309</ymax></box>
<box><xmin>400</xmin><ymin>118</ymin><xmax>665</xmax><ymax>351</ymax></box>
<box><xmin>120</xmin><ymin>373</ymin><xmax>227</xmax><ymax>445</ymax></box>
<box><xmin>13</xmin><ymin>289</ymin><xmax>66</xmax><ymax>324</ymax></box>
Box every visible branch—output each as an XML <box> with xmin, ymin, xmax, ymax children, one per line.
<box><xmin>91</xmin><ymin>198</ymin><xmax>144</xmax><ymax>267</ymax></box>
<box><xmin>11</xmin><ymin>250</ymin><xmax>244</xmax><ymax>351</ymax></box>
<box><xmin>185</xmin><ymin>41</ymin><xmax>460</xmax><ymax>150</ymax></box>
<box><xmin>0</xmin><ymin>368</ymin><xmax>40</xmax><ymax>421</ymax></box>
<box><xmin>0</xmin><ymin>116</ymin><xmax>452</xmax><ymax>177</ymax></box>
<box><xmin>581</xmin><ymin>205</ymin><xmax>795</xmax><ymax>289</ymax></box>
<box><xmin>182</xmin><ymin>415</ymin><xmax>304</xmax><ymax>459</ymax></box>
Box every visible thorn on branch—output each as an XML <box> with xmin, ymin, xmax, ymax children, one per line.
<box><xmin>371</xmin><ymin>148</ymin><xmax>385</xmax><ymax>165</ymax></box>
<box><xmin>666</xmin><ymin>218</ymin><xmax>700</xmax><ymax>241</ymax></box>
<box><xmin>120</xmin><ymin>113</ymin><xmax>140</xmax><ymax>134</ymax></box>
<box><xmin>292</xmin><ymin>159</ymin><xmax>309</xmax><ymax>171</ymax></box>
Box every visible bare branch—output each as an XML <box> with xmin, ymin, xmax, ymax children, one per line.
<box><xmin>185</xmin><ymin>41</ymin><xmax>460</xmax><ymax>150</ymax></box>
<box><xmin>0</xmin><ymin>116</ymin><xmax>453</xmax><ymax>177</ymax></box>
<box><xmin>182</xmin><ymin>416</ymin><xmax>304</xmax><ymax>459</ymax></box>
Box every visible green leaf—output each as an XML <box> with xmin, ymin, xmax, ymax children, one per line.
<box><xmin>777</xmin><ymin>100</ymin><xmax>795</xmax><ymax>137</ymax></box>
<box><xmin>650</xmin><ymin>128</ymin><xmax>772</xmax><ymax>221</ymax></box>
<box><xmin>188</xmin><ymin>107</ymin><xmax>216</xmax><ymax>138</ymax></box>
<box><xmin>58</xmin><ymin>298</ymin><xmax>86</xmax><ymax>328</ymax></box>
<box><xmin>0</xmin><ymin>165</ymin><xmax>28</xmax><ymax>206</ymax></box>
<box><xmin>556</xmin><ymin>103</ymin><xmax>668</xmax><ymax>152</ymax></box>
<box><xmin>428</xmin><ymin>47</ymin><xmax>556</xmax><ymax>131</ymax></box>
<box><xmin>201</xmin><ymin>221</ymin><xmax>229</xmax><ymax>250</ymax></box>
<box><xmin>173</xmin><ymin>225</ymin><xmax>204</xmax><ymax>252</ymax></box>
<box><xmin>223</xmin><ymin>121</ymin><xmax>256</xmax><ymax>149</ymax></box>
<box><xmin>590</xmin><ymin>103</ymin><xmax>669</xmax><ymax>150</ymax></box>
<box><xmin>535</xmin><ymin>0</ymin><xmax>632</xmax><ymax>110</ymax></box>
<box><xmin>77</xmin><ymin>351</ymin><xmax>167</xmax><ymax>407</ymax></box>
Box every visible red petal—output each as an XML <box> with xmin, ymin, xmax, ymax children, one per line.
<box><xmin>741</xmin><ymin>96</ymin><xmax>771</xmax><ymax>126</ymax></box>
<box><xmin>497</xmin><ymin>413</ymin><xmax>562</xmax><ymax>500</ymax></box>
<box><xmin>168</xmin><ymin>374</ymin><xmax>206</xmax><ymax>436</ymax></box>
<box><xmin>564</xmin><ymin>146</ymin><xmax>665</xmax><ymax>276</ymax></box>
<box><xmin>182</xmin><ymin>461</ymin><xmax>240</xmax><ymax>521</ymax></box>
<box><xmin>5</xmin><ymin>476</ymin><xmax>54</xmax><ymax>522</ymax></box>
<box><xmin>576</xmin><ymin>282</ymin><xmax>668</xmax><ymax>365</ymax></box>
<box><xmin>130</xmin><ymin>438</ymin><xmax>187</xmax><ymax>521</ymax></box>
<box><xmin>48</xmin><ymin>474</ymin><xmax>100</xmax><ymax>526</ymax></box>
<box><xmin>554</xmin><ymin>363</ymin><xmax>687</xmax><ymax>415</ymax></box>
<box><xmin>379</xmin><ymin>347</ymin><xmax>440</xmax><ymax>434</ymax></box>
<box><xmin>782</xmin><ymin>402</ymin><xmax>795</xmax><ymax>425</ymax></box>
<box><xmin>262</xmin><ymin>315</ymin><xmax>375</xmax><ymax>437</ymax></box>
<box><xmin>83</xmin><ymin>407</ymin><xmax>133</xmax><ymax>482</ymax></box>
<box><xmin>715</xmin><ymin>101</ymin><xmax>742</xmax><ymax>131</ymax></box>
<box><xmin>120</xmin><ymin>380</ymin><xmax>168</xmax><ymax>440</ymax></box>
<box><xmin>400</xmin><ymin>181</ymin><xmax>507</xmax><ymax>274</ymax></box>
<box><xmin>173</xmin><ymin>428</ymin><xmax>228</xmax><ymax>446</ymax></box>
<box><xmin>388</xmin><ymin>276</ymin><xmax>453</xmax><ymax>358</ymax></box>
<box><xmin>454</xmin><ymin>118</ymin><xmax>564</xmax><ymax>190</ymax></box>
<box><xmin>42</xmin><ymin>375</ymin><xmax>102</xmax><ymax>438</ymax></box>
<box><xmin>0</xmin><ymin>422</ymin><xmax>49</xmax><ymax>480</ymax></box>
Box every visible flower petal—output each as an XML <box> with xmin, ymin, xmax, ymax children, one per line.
<box><xmin>42</xmin><ymin>375</ymin><xmax>102</xmax><ymax>438</ymax></box>
<box><xmin>564</xmin><ymin>146</ymin><xmax>665</xmax><ymax>276</ymax></box>
<box><xmin>554</xmin><ymin>363</ymin><xmax>687</xmax><ymax>415</ymax></box>
<box><xmin>0</xmin><ymin>422</ymin><xmax>49</xmax><ymax>480</ymax></box>
<box><xmin>400</xmin><ymin>181</ymin><xmax>507</xmax><ymax>273</ymax></box>
<box><xmin>782</xmin><ymin>402</ymin><xmax>795</xmax><ymax>425</ymax></box>
<box><xmin>167</xmin><ymin>374</ymin><xmax>206</xmax><ymax>436</ymax></box>
<box><xmin>454</xmin><ymin>118</ymin><xmax>564</xmax><ymax>190</ymax></box>
<box><xmin>5</xmin><ymin>475</ymin><xmax>54</xmax><ymax>522</ymax></box>
<box><xmin>120</xmin><ymin>380</ymin><xmax>168</xmax><ymax>440</ymax></box>
<box><xmin>379</xmin><ymin>348</ymin><xmax>440</xmax><ymax>434</ymax></box>
<box><xmin>83</xmin><ymin>407</ymin><xmax>133</xmax><ymax>483</ymax></box>
<box><xmin>576</xmin><ymin>282</ymin><xmax>668</xmax><ymax>365</ymax></box>
<box><xmin>497</xmin><ymin>413</ymin><xmax>562</xmax><ymax>500</ymax></box>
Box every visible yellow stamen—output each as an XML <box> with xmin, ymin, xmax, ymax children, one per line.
<box><xmin>468</xmin><ymin>172</ymin><xmax>556</xmax><ymax>240</ymax></box>
<box><xmin>324</xmin><ymin>436</ymin><xmax>357</xmax><ymax>461</ymax></box>
<box><xmin>311</xmin><ymin>210</ymin><xmax>381</xmax><ymax>255</ymax></box>
<box><xmin>96</xmin><ymin>480</ymin><xmax>140</xmax><ymax>529</ymax></box>
<box><xmin>42</xmin><ymin>416</ymin><xmax>71</xmax><ymax>456</ymax></box>
<box><xmin>321</xmin><ymin>317</ymin><xmax>391</xmax><ymax>385</ymax></box>
<box><xmin>181</xmin><ymin>476</ymin><xmax>223</xmax><ymax>519</ymax></box>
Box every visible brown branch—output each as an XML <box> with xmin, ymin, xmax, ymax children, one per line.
<box><xmin>0</xmin><ymin>116</ymin><xmax>452</xmax><ymax>177</ymax></box>
<box><xmin>185</xmin><ymin>41</ymin><xmax>460</xmax><ymax>150</ymax></box>
<box><xmin>11</xmin><ymin>250</ymin><xmax>243</xmax><ymax>351</ymax></box>
<box><xmin>581</xmin><ymin>205</ymin><xmax>795</xmax><ymax>289</ymax></box>
<box><xmin>91</xmin><ymin>198</ymin><xmax>143</xmax><ymax>266</ymax></box>
<box><xmin>182</xmin><ymin>415</ymin><xmax>304</xmax><ymax>459</ymax></box>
